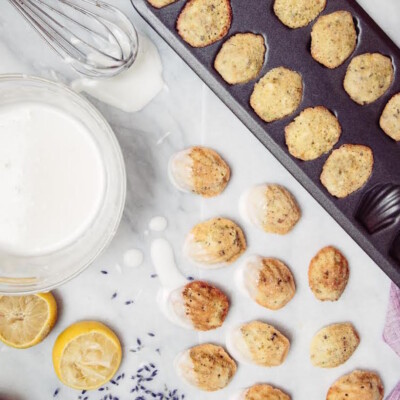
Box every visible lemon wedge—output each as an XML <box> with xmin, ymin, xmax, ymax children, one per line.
<box><xmin>52</xmin><ymin>321</ymin><xmax>122</xmax><ymax>390</ymax></box>
<box><xmin>0</xmin><ymin>292</ymin><xmax>57</xmax><ymax>349</ymax></box>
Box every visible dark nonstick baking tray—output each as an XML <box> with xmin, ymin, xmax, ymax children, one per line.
<box><xmin>131</xmin><ymin>0</ymin><xmax>400</xmax><ymax>287</ymax></box>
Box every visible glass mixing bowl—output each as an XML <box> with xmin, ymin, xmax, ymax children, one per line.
<box><xmin>0</xmin><ymin>75</ymin><xmax>126</xmax><ymax>294</ymax></box>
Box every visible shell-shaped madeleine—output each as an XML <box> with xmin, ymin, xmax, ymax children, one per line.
<box><xmin>310</xmin><ymin>322</ymin><xmax>359</xmax><ymax>368</ymax></box>
<box><xmin>168</xmin><ymin>146</ymin><xmax>230</xmax><ymax>197</ymax></box>
<box><xmin>327</xmin><ymin>370</ymin><xmax>384</xmax><ymax>400</ymax></box>
<box><xmin>167</xmin><ymin>281</ymin><xmax>229</xmax><ymax>331</ymax></box>
<box><xmin>244</xmin><ymin>384</ymin><xmax>291</xmax><ymax>400</ymax></box>
<box><xmin>227</xmin><ymin>321</ymin><xmax>290</xmax><ymax>367</ymax></box>
<box><xmin>175</xmin><ymin>343</ymin><xmax>236</xmax><ymax>391</ymax></box>
<box><xmin>241</xmin><ymin>256</ymin><xmax>296</xmax><ymax>310</ymax></box>
<box><xmin>239</xmin><ymin>184</ymin><xmax>300</xmax><ymax>235</ymax></box>
<box><xmin>184</xmin><ymin>217</ymin><xmax>246</xmax><ymax>268</ymax></box>
<box><xmin>308</xmin><ymin>246</ymin><xmax>349</xmax><ymax>302</ymax></box>
<box><xmin>356</xmin><ymin>183</ymin><xmax>400</xmax><ymax>234</ymax></box>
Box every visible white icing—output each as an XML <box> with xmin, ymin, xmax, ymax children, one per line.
<box><xmin>168</xmin><ymin>149</ymin><xmax>194</xmax><ymax>193</ymax></box>
<box><xmin>157</xmin><ymin>287</ymin><xmax>193</xmax><ymax>329</ymax></box>
<box><xmin>71</xmin><ymin>35</ymin><xmax>163</xmax><ymax>113</ymax></box>
<box><xmin>123</xmin><ymin>248</ymin><xmax>144</xmax><ymax>268</ymax></box>
<box><xmin>235</xmin><ymin>255</ymin><xmax>264</xmax><ymax>302</ymax></box>
<box><xmin>225</xmin><ymin>325</ymin><xmax>255</xmax><ymax>366</ymax></box>
<box><xmin>149</xmin><ymin>216</ymin><xmax>168</xmax><ymax>232</ymax></box>
<box><xmin>229</xmin><ymin>390</ymin><xmax>246</xmax><ymax>400</ymax></box>
<box><xmin>174</xmin><ymin>349</ymin><xmax>197</xmax><ymax>388</ymax></box>
<box><xmin>183</xmin><ymin>233</ymin><xmax>229</xmax><ymax>269</ymax></box>
<box><xmin>0</xmin><ymin>101</ymin><xmax>105</xmax><ymax>256</ymax></box>
<box><xmin>239</xmin><ymin>184</ymin><xmax>268</xmax><ymax>230</ymax></box>
<box><xmin>151</xmin><ymin>238</ymin><xmax>194</xmax><ymax>329</ymax></box>
<box><xmin>150</xmin><ymin>238</ymin><xmax>186</xmax><ymax>289</ymax></box>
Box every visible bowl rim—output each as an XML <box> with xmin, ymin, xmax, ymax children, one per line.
<box><xmin>0</xmin><ymin>74</ymin><xmax>127</xmax><ymax>295</ymax></box>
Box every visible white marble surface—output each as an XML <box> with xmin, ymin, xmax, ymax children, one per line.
<box><xmin>0</xmin><ymin>1</ymin><xmax>400</xmax><ymax>399</ymax></box>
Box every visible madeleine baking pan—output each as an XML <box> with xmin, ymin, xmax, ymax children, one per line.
<box><xmin>131</xmin><ymin>0</ymin><xmax>400</xmax><ymax>287</ymax></box>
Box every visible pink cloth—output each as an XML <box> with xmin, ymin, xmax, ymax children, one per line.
<box><xmin>384</xmin><ymin>283</ymin><xmax>400</xmax><ymax>400</ymax></box>
<box><xmin>384</xmin><ymin>283</ymin><xmax>400</xmax><ymax>357</ymax></box>
<box><xmin>388</xmin><ymin>383</ymin><xmax>400</xmax><ymax>400</ymax></box>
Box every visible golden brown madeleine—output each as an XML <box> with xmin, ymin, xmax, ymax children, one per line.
<box><xmin>320</xmin><ymin>144</ymin><xmax>373</xmax><ymax>198</ymax></box>
<box><xmin>244</xmin><ymin>383</ymin><xmax>291</xmax><ymax>400</ymax></box>
<box><xmin>310</xmin><ymin>322</ymin><xmax>360</xmax><ymax>368</ymax></box>
<box><xmin>344</xmin><ymin>53</ymin><xmax>394</xmax><ymax>105</ymax></box>
<box><xmin>274</xmin><ymin>0</ymin><xmax>326</xmax><ymax>29</ymax></box>
<box><xmin>285</xmin><ymin>106</ymin><xmax>342</xmax><ymax>161</ymax></box>
<box><xmin>250</xmin><ymin>67</ymin><xmax>303</xmax><ymax>123</ymax></box>
<box><xmin>214</xmin><ymin>33</ymin><xmax>266</xmax><ymax>84</ymax></box>
<box><xmin>311</xmin><ymin>11</ymin><xmax>357</xmax><ymax>69</ymax></box>
<box><xmin>240</xmin><ymin>184</ymin><xmax>301</xmax><ymax>235</ymax></box>
<box><xmin>242</xmin><ymin>256</ymin><xmax>296</xmax><ymax>310</ymax></box>
<box><xmin>308</xmin><ymin>246</ymin><xmax>349</xmax><ymax>301</ymax></box>
<box><xmin>184</xmin><ymin>217</ymin><xmax>246</xmax><ymax>267</ymax></box>
<box><xmin>175</xmin><ymin>343</ymin><xmax>236</xmax><ymax>391</ymax></box>
<box><xmin>147</xmin><ymin>0</ymin><xmax>177</xmax><ymax>8</ymax></box>
<box><xmin>176</xmin><ymin>0</ymin><xmax>232</xmax><ymax>47</ymax></box>
<box><xmin>228</xmin><ymin>321</ymin><xmax>290</xmax><ymax>367</ymax></box>
<box><xmin>181</xmin><ymin>281</ymin><xmax>229</xmax><ymax>330</ymax></box>
<box><xmin>169</xmin><ymin>146</ymin><xmax>230</xmax><ymax>197</ymax></box>
<box><xmin>380</xmin><ymin>93</ymin><xmax>400</xmax><ymax>141</ymax></box>
<box><xmin>327</xmin><ymin>370</ymin><xmax>384</xmax><ymax>400</ymax></box>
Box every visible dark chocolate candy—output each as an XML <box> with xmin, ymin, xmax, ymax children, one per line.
<box><xmin>356</xmin><ymin>183</ymin><xmax>400</xmax><ymax>234</ymax></box>
<box><xmin>390</xmin><ymin>231</ymin><xmax>400</xmax><ymax>265</ymax></box>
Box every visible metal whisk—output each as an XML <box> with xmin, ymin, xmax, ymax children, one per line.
<box><xmin>9</xmin><ymin>0</ymin><xmax>139</xmax><ymax>78</ymax></box>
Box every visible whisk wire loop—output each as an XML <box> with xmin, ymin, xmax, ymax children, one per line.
<box><xmin>8</xmin><ymin>0</ymin><xmax>138</xmax><ymax>78</ymax></box>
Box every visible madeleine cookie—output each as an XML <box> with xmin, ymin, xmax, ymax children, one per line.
<box><xmin>320</xmin><ymin>144</ymin><xmax>373</xmax><ymax>198</ymax></box>
<box><xmin>241</xmin><ymin>256</ymin><xmax>296</xmax><ymax>310</ymax></box>
<box><xmin>344</xmin><ymin>53</ymin><xmax>394</xmax><ymax>105</ymax></box>
<box><xmin>273</xmin><ymin>0</ymin><xmax>326</xmax><ymax>29</ymax></box>
<box><xmin>311</xmin><ymin>11</ymin><xmax>357</xmax><ymax>69</ymax></box>
<box><xmin>176</xmin><ymin>0</ymin><xmax>232</xmax><ymax>48</ymax></box>
<box><xmin>244</xmin><ymin>384</ymin><xmax>291</xmax><ymax>400</ymax></box>
<box><xmin>250</xmin><ymin>67</ymin><xmax>303</xmax><ymax>123</ymax></box>
<box><xmin>308</xmin><ymin>246</ymin><xmax>349</xmax><ymax>301</ymax></box>
<box><xmin>327</xmin><ymin>370</ymin><xmax>384</xmax><ymax>400</ymax></box>
<box><xmin>240</xmin><ymin>184</ymin><xmax>301</xmax><ymax>234</ymax></box>
<box><xmin>285</xmin><ymin>106</ymin><xmax>342</xmax><ymax>161</ymax></box>
<box><xmin>214</xmin><ymin>33</ymin><xmax>266</xmax><ymax>84</ymax></box>
<box><xmin>184</xmin><ymin>217</ymin><xmax>246</xmax><ymax>267</ymax></box>
<box><xmin>175</xmin><ymin>343</ymin><xmax>236</xmax><ymax>391</ymax></box>
<box><xmin>167</xmin><ymin>281</ymin><xmax>229</xmax><ymax>330</ymax></box>
<box><xmin>380</xmin><ymin>93</ymin><xmax>400</xmax><ymax>141</ymax></box>
<box><xmin>227</xmin><ymin>321</ymin><xmax>290</xmax><ymax>367</ymax></box>
<box><xmin>147</xmin><ymin>0</ymin><xmax>177</xmax><ymax>8</ymax></box>
<box><xmin>169</xmin><ymin>146</ymin><xmax>230</xmax><ymax>197</ymax></box>
<box><xmin>310</xmin><ymin>322</ymin><xmax>359</xmax><ymax>368</ymax></box>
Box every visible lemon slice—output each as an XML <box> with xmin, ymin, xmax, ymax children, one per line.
<box><xmin>53</xmin><ymin>321</ymin><xmax>122</xmax><ymax>390</ymax></box>
<box><xmin>0</xmin><ymin>292</ymin><xmax>57</xmax><ymax>349</ymax></box>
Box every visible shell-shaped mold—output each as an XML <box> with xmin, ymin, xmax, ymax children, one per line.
<box><xmin>355</xmin><ymin>183</ymin><xmax>400</xmax><ymax>234</ymax></box>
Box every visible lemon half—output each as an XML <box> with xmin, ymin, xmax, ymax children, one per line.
<box><xmin>52</xmin><ymin>321</ymin><xmax>122</xmax><ymax>390</ymax></box>
<box><xmin>0</xmin><ymin>292</ymin><xmax>57</xmax><ymax>349</ymax></box>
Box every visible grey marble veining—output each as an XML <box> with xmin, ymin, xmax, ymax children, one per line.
<box><xmin>0</xmin><ymin>1</ymin><xmax>400</xmax><ymax>399</ymax></box>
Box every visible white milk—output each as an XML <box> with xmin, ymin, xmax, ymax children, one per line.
<box><xmin>72</xmin><ymin>35</ymin><xmax>164</xmax><ymax>113</ymax></box>
<box><xmin>0</xmin><ymin>102</ymin><xmax>105</xmax><ymax>256</ymax></box>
